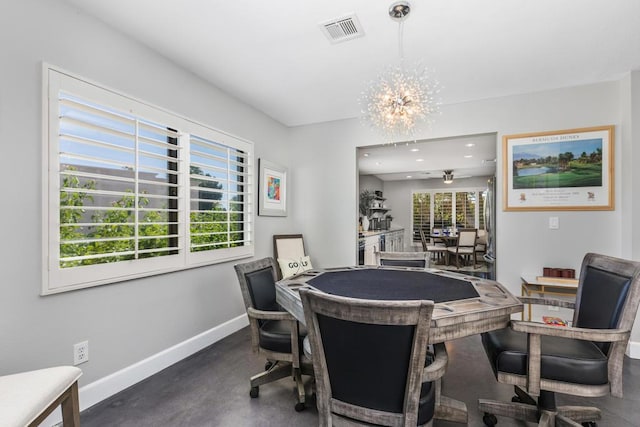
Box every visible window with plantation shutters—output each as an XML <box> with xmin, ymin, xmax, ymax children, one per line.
<box><xmin>455</xmin><ymin>191</ymin><xmax>477</xmax><ymax>229</ymax></box>
<box><xmin>433</xmin><ymin>192</ymin><xmax>453</xmax><ymax>230</ymax></box>
<box><xmin>411</xmin><ymin>193</ymin><xmax>430</xmax><ymax>243</ymax></box>
<box><xmin>57</xmin><ymin>94</ymin><xmax>180</xmax><ymax>268</ymax></box>
<box><xmin>44</xmin><ymin>66</ymin><xmax>254</xmax><ymax>294</ymax></box>
<box><xmin>478</xmin><ymin>190</ymin><xmax>487</xmax><ymax>230</ymax></box>
<box><xmin>188</xmin><ymin>134</ymin><xmax>249</xmax><ymax>257</ymax></box>
<box><xmin>411</xmin><ymin>188</ymin><xmax>486</xmax><ymax>243</ymax></box>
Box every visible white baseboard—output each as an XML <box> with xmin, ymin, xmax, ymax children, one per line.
<box><xmin>46</xmin><ymin>314</ymin><xmax>248</xmax><ymax>426</ymax></box>
<box><xmin>627</xmin><ymin>340</ymin><xmax>640</xmax><ymax>359</ymax></box>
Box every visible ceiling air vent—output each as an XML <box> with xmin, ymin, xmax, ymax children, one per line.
<box><xmin>319</xmin><ymin>14</ymin><xmax>365</xmax><ymax>44</ymax></box>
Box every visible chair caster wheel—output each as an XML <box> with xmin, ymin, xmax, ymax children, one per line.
<box><xmin>511</xmin><ymin>395</ymin><xmax>521</xmax><ymax>403</ymax></box>
<box><xmin>295</xmin><ymin>402</ymin><xmax>305</xmax><ymax>412</ymax></box>
<box><xmin>249</xmin><ymin>386</ymin><xmax>259</xmax><ymax>398</ymax></box>
<box><xmin>483</xmin><ymin>413</ymin><xmax>498</xmax><ymax>426</ymax></box>
<box><xmin>582</xmin><ymin>422</ymin><xmax>597</xmax><ymax>427</ymax></box>
<box><xmin>265</xmin><ymin>361</ymin><xmax>273</xmax><ymax>370</ymax></box>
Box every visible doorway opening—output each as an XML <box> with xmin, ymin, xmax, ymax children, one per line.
<box><xmin>356</xmin><ymin>133</ymin><xmax>498</xmax><ymax>279</ymax></box>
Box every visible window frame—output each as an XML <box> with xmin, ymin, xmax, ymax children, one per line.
<box><xmin>42</xmin><ymin>65</ymin><xmax>254</xmax><ymax>295</ymax></box>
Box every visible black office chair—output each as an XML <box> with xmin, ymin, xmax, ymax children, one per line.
<box><xmin>234</xmin><ymin>257</ymin><xmax>311</xmax><ymax>411</ymax></box>
<box><xmin>479</xmin><ymin>253</ymin><xmax>640</xmax><ymax>426</ymax></box>
<box><xmin>299</xmin><ymin>288</ymin><xmax>448</xmax><ymax>426</ymax></box>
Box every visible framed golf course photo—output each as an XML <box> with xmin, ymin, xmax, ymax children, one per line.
<box><xmin>503</xmin><ymin>125</ymin><xmax>614</xmax><ymax>211</ymax></box>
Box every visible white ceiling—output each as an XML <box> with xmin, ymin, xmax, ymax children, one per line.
<box><xmin>60</xmin><ymin>0</ymin><xmax>640</xmax><ymax>180</ymax></box>
<box><xmin>358</xmin><ymin>133</ymin><xmax>497</xmax><ymax>182</ymax></box>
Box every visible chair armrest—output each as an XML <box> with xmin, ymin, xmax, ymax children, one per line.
<box><xmin>511</xmin><ymin>320</ymin><xmax>630</xmax><ymax>343</ymax></box>
<box><xmin>518</xmin><ymin>296</ymin><xmax>575</xmax><ymax>310</ymax></box>
<box><xmin>247</xmin><ymin>307</ymin><xmax>296</xmax><ymax>321</ymax></box>
<box><xmin>422</xmin><ymin>343</ymin><xmax>448</xmax><ymax>382</ymax></box>
<box><xmin>511</xmin><ymin>320</ymin><xmax>631</xmax><ymax>397</ymax></box>
<box><xmin>246</xmin><ymin>307</ymin><xmax>301</xmax><ymax>368</ymax></box>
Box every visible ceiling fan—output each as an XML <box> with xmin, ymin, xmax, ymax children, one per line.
<box><xmin>443</xmin><ymin>170</ymin><xmax>454</xmax><ymax>184</ymax></box>
<box><xmin>420</xmin><ymin>170</ymin><xmax>472</xmax><ymax>182</ymax></box>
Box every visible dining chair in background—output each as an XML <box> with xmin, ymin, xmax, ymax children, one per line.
<box><xmin>446</xmin><ymin>229</ymin><xmax>478</xmax><ymax>268</ymax></box>
<box><xmin>421</xmin><ymin>229</ymin><xmax>446</xmax><ymax>264</ymax></box>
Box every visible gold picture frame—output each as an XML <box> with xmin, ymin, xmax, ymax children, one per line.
<box><xmin>503</xmin><ymin>125</ymin><xmax>614</xmax><ymax>211</ymax></box>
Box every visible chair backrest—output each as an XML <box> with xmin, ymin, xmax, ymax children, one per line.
<box><xmin>419</xmin><ymin>229</ymin><xmax>429</xmax><ymax>251</ymax></box>
<box><xmin>234</xmin><ymin>257</ymin><xmax>280</xmax><ymax>314</ymax></box>
<box><xmin>456</xmin><ymin>229</ymin><xmax>477</xmax><ymax>247</ymax></box>
<box><xmin>299</xmin><ymin>289</ymin><xmax>434</xmax><ymax>426</ymax></box>
<box><xmin>375</xmin><ymin>251</ymin><xmax>429</xmax><ymax>269</ymax></box>
<box><xmin>573</xmin><ymin>253</ymin><xmax>640</xmax><ymax>355</ymax></box>
<box><xmin>476</xmin><ymin>229</ymin><xmax>487</xmax><ymax>245</ymax></box>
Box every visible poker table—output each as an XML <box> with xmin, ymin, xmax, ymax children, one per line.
<box><xmin>276</xmin><ymin>265</ymin><xmax>522</xmax><ymax>344</ymax></box>
<box><xmin>275</xmin><ymin>265</ymin><xmax>523</xmax><ymax>424</ymax></box>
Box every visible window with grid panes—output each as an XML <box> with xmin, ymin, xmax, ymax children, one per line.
<box><xmin>44</xmin><ymin>66</ymin><xmax>253</xmax><ymax>294</ymax></box>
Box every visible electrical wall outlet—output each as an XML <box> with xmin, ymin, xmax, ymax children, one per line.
<box><xmin>73</xmin><ymin>341</ymin><xmax>89</xmax><ymax>365</ymax></box>
<box><xmin>547</xmin><ymin>305</ymin><xmax>559</xmax><ymax>312</ymax></box>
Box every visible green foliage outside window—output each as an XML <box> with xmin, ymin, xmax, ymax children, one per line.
<box><xmin>59</xmin><ymin>167</ymin><xmax>243</xmax><ymax>268</ymax></box>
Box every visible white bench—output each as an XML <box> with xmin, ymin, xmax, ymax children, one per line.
<box><xmin>0</xmin><ymin>366</ymin><xmax>81</xmax><ymax>426</ymax></box>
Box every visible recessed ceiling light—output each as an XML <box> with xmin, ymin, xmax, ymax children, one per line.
<box><xmin>465</xmin><ymin>143</ymin><xmax>475</xmax><ymax>147</ymax></box>
<box><xmin>410</xmin><ymin>148</ymin><xmax>420</xmax><ymax>152</ymax></box>
<box><xmin>363</xmin><ymin>153</ymin><xmax>370</xmax><ymax>157</ymax></box>
<box><xmin>464</xmin><ymin>155</ymin><xmax>473</xmax><ymax>158</ymax></box>
<box><xmin>406</xmin><ymin>175</ymin><xmax>412</xmax><ymax>179</ymax></box>
<box><xmin>416</xmin><ymin>158</ymin><xmax>424</xmax><ymax>162</ymax></box>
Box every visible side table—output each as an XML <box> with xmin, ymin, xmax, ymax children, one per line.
<box><xmin>520</xmin><ymin>275</ymin><xmax>579</xmax><ymax>320</ymax></box>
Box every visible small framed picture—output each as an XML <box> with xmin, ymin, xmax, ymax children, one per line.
<box><xmin>503</xmin><ymin>125</ymin><xmax>614</xmax><ymax>211</ymax></box>
<box><xmin>258</xmin><ymin>159</ymin><xmax>288</xmax><ymax>216</ymax></box>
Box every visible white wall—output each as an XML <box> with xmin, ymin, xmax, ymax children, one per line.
<box><xmin>290</xmin><ymin>78</ymin><xmax>640</xmax><ymax>349</ymax></box>
<box><xmin>358</xmin><ymin>175</ymin><xmax>383</xmax><ymax>195</ymax></box>
<box><xmin>0</xmin><ymin>0</ymin><xmax>295</xmax><ymax>396</ymax></box>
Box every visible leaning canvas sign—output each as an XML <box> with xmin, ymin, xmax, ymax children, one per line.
<box><xmin>503</xmin><ymin>126</ymin><xmax>614</xmax><ymax>211</ymax></box>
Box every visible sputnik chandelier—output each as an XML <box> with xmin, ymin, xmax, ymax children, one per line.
<box><xmin>361</xmin><ymin>1</ymin><xmax>441</xmax><ymax>142</ymax></box>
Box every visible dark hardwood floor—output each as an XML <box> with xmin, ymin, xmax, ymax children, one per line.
<box><xmin>81</xmin><ymin>327</ymin><xmax>640</xmax><ymax>426</ymax></box>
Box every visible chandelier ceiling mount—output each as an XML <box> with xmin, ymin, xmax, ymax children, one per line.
<box><xmin>389</xmin><ymin>2</ymin><xmax>411</xmax><ymax>21</ymax></box>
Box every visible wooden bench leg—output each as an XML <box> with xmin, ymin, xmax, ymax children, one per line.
<box><xmin>61</xmin><ymin>382</ymin><xmax>80</xmax><ymax>427</ymax></box>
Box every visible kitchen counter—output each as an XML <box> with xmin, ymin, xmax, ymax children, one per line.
<box><xmin>359</xmin><ymin>228</ymin><xmax>405</xmax><ymax>265</ymax></box>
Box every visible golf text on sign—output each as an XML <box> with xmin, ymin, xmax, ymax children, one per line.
<box><xmin>288</xmin><ymin>259</ymin><xmax>309</xmax><ymax>269</ymax></box>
